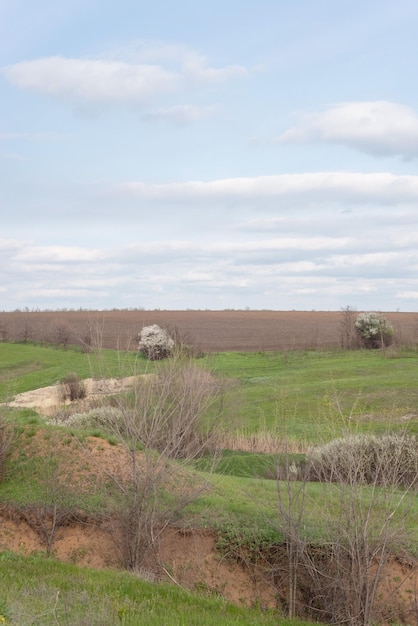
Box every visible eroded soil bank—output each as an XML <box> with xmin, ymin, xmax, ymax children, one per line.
<box><xmin>0</xmin><ymin>506</ymin><xmax>417</xmax><ymax>625</ymax></box>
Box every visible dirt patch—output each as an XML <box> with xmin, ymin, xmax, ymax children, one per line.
<box><xmin>0</xmin><ymin>508</ymin><xmax>276</xmax><ymax>607</ymax></box>
<box><xmin>5</xmin><ymin>375</ymin><xmax>138</xmax><ymax>416</ymax></box>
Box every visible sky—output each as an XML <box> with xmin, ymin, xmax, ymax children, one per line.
<box><xmin>1</xmin><ymin>0</ymin><xmax>418</xmax><ymax>312</ymax></box>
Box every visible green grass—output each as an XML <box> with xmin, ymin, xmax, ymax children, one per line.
<box><xmin>0</xmin><ymin>551</ymin><xmax>315</xmax><ymax>625</ymax></box>
<box><xmin>193</xmin><ymin>449</ymin><xmax>306</xmax><ymax>479</ymax></box>
<box><xmin>0</xmin><ymin>342</ymin><xmax>145</xmax><ymax>400</ymax></box>
<box><xmin>188</xmin><ymin>473</ymin><xmax>418</xmax><ymax>555</ymax></box>
<box><xmin>2</xmin><ymin>343</ymin><xmax>418</xmax><ymax>444</ymax></box>
<box><xmin>205</xmin><ymin>348</ymin><xmax>418</xmax><ymax>443</ymax></box>
<box><xmin>1</xmin><ymin>345</ymin><xmax>417</xmax><ymax>532</ymax></box>
<box><xmin>3</xmin><ymin>426</ymin><xmax>416</xmax><ymax>557</ymax></box>
<box><xmin>0</xmin><ymin>343</ymin><xmax>417</xmax><ymax>623</ymax></box>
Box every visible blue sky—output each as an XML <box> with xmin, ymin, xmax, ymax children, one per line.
<box><xmin>2</xmin><ymin>0</ymin><xmax>418</xmax><ymax>311</ymax></box>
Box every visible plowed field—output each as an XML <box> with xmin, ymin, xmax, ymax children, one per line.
<box><xmin>0</xmin><ymin>310</ymin><xmax>417</xmax><ymax>352</ymax></box>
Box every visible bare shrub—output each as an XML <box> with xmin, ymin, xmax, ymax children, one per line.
<box><xmin>49</xmin><ymin>405</ymin><xmax>124</xmax><ymax>431</ymax></box>
<box><xmin>107</xmin><ymin>360</ymin><xmax>223</xmax><ymax>460</ymax></box>
<box><xmin>165</xmin><ymin>324</ymin><xmax>205</xmax><ymax>358</ymax></box>
<box><xmin>104</xmin><ymin>449</ymin><xmax>205</xmax><ymax>572</ymax></box>
<box><xmin>59</xmin><ymin>373</ymin><xmax>86</xmax><ymax>402</ymax></box>
<box><xmin>273</xmin><ymin>431</ymin><xmax>417</xmax><ymax>625</ymax></box>
<box><xmin>18</xmin><ymin>449</ymin><xmax>83</xmax><ymax>556</ymax></box>
<box><xmin>97</xmin><ymin>357</ymin><xmax>222</xmax><ymax>571</ymax></box>
<box><xmin>0</xmin><ymin>323</ymin><xmax>9</xmax><ymax>342</ymax></box>
<box><xmin>340</xmin><ymin>305</ymin><xmax>358</xmax><ymax>349</ymax></box>
<box><xmin>76</xmin><ymin>316</ymin><xmax>105</xmax><ymax>354</ymax></box>
<box><xmin>308</xmin><ymin>432</ymin><xmax>418</xmax><ymax>489</ymax></box>
<box><xmin>53</xmin><ymin>323</ymin><xmax>73</xmax><ymax>349</ymax></box>
<box><xmin>19</xmin><ymin>317</ymin><xmax>33</xmax><ymax>343</ymax></box>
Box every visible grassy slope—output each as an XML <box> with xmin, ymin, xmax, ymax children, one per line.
<box><xmin>0</xmin><ymin>343</ymin><xmax>144</xmax><ymax>400</ymax></box>
<box><xmin>0</xmin><ymin>552</ymin><xmax>315</xmax><ymax>626</ymax></box>
<box><xmin>0</xmin><ymin>343</ymin><xmax>417</xmax><ymax>621</ymax></box>
<box><xmin>3</xmin><ymin>426</ymin><xmax>417</xmax><ymax>557</ymax></box>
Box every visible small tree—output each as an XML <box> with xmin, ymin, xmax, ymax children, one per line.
<box><xmin>53</xmin><ymin>323</ymin><xmax>72</xmax><ymax>349</ymax></box>
<box><xmin>138</xmin><ymin>324</ymin><xmax>175</xmax><ymax>360</ymax></box>
<box><xmin>59</xmin><ymin>372</ymin><xmax>86</xmax><ymax>402</ymax></box>
<box><xmin>273</xmin><ymin>431</ymin><xmax>417</xmax><ymax>624</ymax></box>
<box><xmin>340</xmin><ymin>305</ymin><xmax>358</xmax><ymax>349</ymax></box>
<box><xmin>55</xmin><ymin>355</ymin><xmax>224</xmax><ymax>573</ymax></box>
<box><xmin>354</xmin><ymin>312</ymin><xmax>394</xmax><ymax>349</ymax></box>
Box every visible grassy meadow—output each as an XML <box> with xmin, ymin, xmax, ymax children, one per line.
<box><xmin>0</xmin><ymin>341</ymin><xmax>417</xmax><ymax>624</ymax></box>
<box><xmin>205</xmin><ymin>348</ymin><xmax>418</xmax><ymax>444</ymax></box>
<box><xmin>0</xmin><ymin>551</ymin><xmax>315</xmax><ymax>626</ymax></box>
<box><xmin>2</xmin><ymin>341</ymin><xmax>417</xmax><ymax>443</ymax></box>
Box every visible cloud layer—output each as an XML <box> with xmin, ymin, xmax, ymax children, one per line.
<box><xmin>2</xmin><ymin>167</ymin><xmax>418</xmax><ymax>310</ymax></box>
<box><xmin>276</xmin><ymin>101</ymin><xmax>418</xmax><ymax>159</ymax></box>
<box><xmin>3</xmin><ymin>0</ymin><xmax>418</xmax><ymax>314</ymax></box>
<box><xmin>116</xmin><ymin>171</ymin><xmax>418</xmax><ymax>205</ymax></box>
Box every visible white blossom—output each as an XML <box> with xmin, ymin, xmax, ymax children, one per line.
<box><xmin>138</xmin><ymin>324</ymin><xmax>175</xmax><ymax>360</ymax></box>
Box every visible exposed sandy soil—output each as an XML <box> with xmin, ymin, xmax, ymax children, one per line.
<box><xmin>2</xmin><ymin>376</ymin><xmax>418</xmax><ymax>623</ymax></box>
<box><xmin>6</xmin><ymin>376</ymin><xmax>138</xmax><ymax>416</ymax></box>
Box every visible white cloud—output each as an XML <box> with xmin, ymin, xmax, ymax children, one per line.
<box><xmin>276</xmin><ymin>101</ymin><xmax>418</xmax><ymax>158</ymax></box>
<box><xmin>182</xmin><ymin>58</ymin><xmax>248</xmax><ymax>83</ymax></box>
<box><xmin>2</xmin><ymin>231</ymin><xmax>417</xmax><ymax>311</ymax></box>
<box><xmin>142</xmin><ymin>104</ymin><xmax>218</xmax><ymax>124</ymax></box>
<box><xmin>2</xmin><ymin>57</ymin><xmax>180</xmax><ymax>104</ymax></box>
<box><xmin>116</xmin><ymin>171</ymin><xmax>418</xmax><ymax>204</ymax></box>
<box><xmin>12</xmin><ymin>245</ymin><xmax>104</xmax><ymax>263</ymax></box>
<box><xmin>2</xmin><ymin>46</ymin><xmax>248</xmax><ymax>109</ymax></box>
<box><xmin>397</xmin><ymin>291</ymin><xmax>418</xmax><ymax>299</ymax></box>
<box><xmin>108</xmin><ymin>40</ymin><xmax>249</xmax><ymax>82</ymax></box>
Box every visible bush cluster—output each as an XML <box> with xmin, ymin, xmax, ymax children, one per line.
<box><xmin>59</xmin><ymin>372</ymin><xmax>86</xmax><ymax>402</ymax></box>
<box><xmin>354</xmin><ymin>311</ymin><xmax>394</xmax><ymax>348</ymax></box>
<box><xmin>138</xmin><ymin>324</ymin><xmax>175</xmax><ymax>360</ymax></box>
<box><xmin>308</xmin><ymin>432</ymin><xmax>417</xmax><ymax>488</ymax></box>
<box><xmin>49</xmin><ymin>405</ymin><xmax>124</xmax><ymax>431</ymax></box>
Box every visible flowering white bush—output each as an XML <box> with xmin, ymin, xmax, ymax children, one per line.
<box><xmin>354</xmin><ymin>312</ymin><xmax>394</xmax><ymax>348</ymax></box>
<box><xmin>138</xmin><ymin>324</ymin><xmax>175</xmax><ymax>360</ymax></box>
<box><xmin>49</xmin><ymin>406</ymin><xmax>124</xmax><ymax>430</ymax></box>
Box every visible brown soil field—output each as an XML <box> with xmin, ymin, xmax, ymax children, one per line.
<box><xmin>0</xmin><ymin>309</ymin><xmax>417</xmax><ymax>352</ymax></box>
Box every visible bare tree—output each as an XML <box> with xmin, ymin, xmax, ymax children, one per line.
<box><xmin>0</xmin><ymin>322</ymin><xmax>9</xmax><ymax>342</ymax></box>
<box><xmin>78</xmin><ymin>315</ymin><xmax>105</xmax><ymax>354</ymax></box>
<box><xmin>275</xmin><ymin>443</ymin><xmax>310</xmax><ymax>619</ymax></box>
<box><xmin>18</xmin><ymin>446</ymin><xmax>82</xmax><ymax>557</ymax></box>
<box><xmin>85</xmin><ymin>357</ymin><xmax>223</xmax><ymax>572</ymax></box>
<box><xmin>273</xmin><ymin>429</ymin><xmax>417</xmax><ymax>625</ymax></box>
<box><xmin>19</xmin><ymin>317</ymin><xmax>33</xmax><ymax>343</ymax></box>
<box><xmin>340</xmin><ymin>305</ymin><xmax>358</xmax><ymax>349</ymax></box>
<box><xmin>53</xmin><ymin>322</ymin><xmax>73</xmax><ymax>349</ymax></box>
